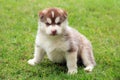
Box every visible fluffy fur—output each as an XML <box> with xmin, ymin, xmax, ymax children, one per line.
<box><xmin>28</xmin><ymin>8</ymin><xmax>96</xmax><ymax>74</ymax></box>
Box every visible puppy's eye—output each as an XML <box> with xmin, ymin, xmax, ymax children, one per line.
<box><xmin>46</xmin><ymin>23</ymin><xmax>50</xmax><ymax>26</ymax></box>
<box><xmin>56</xmin><ymin>22</ymin><xmax>61</xmax><ymax>25</ymax></box>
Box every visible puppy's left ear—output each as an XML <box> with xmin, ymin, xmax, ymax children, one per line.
<box><xmin>60</xmin><ymin>9</ymin><xmax>67</xmax><ymax>21</ymax></box>
<box><xmin>63</xmin><ymin>10</ymin><xmax>67</xmax><ymax>19</ymax></box>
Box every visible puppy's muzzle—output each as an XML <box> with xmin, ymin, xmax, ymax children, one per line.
<box><xmin>51</xmin><ymin>30</ymin><xmax>57</xmax><ymax>35</ymax></box>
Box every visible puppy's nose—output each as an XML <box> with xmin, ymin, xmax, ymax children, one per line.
<box><xmin>51</xmin><ymin>30</ymin><xmax>57</xmax><ymax>35</ymax></box>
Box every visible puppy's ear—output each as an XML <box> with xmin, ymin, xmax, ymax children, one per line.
<box><xmin>63</xmin><ymin>10</ymin><xmax>67</xmax><ymax>18</ymax></box>
<box><xmin>60</xmin><ymin>9</ymin><xmax>67</xmax><ymax>21</ymax></box>
<box><xmin>39</xmin><ymin>11</ymin><xmax>44</xmax><ymax>21</ymax></box>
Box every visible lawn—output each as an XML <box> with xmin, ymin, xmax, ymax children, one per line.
<box><xmin>0</xmin><ymin>0</ymin><xmax>120</xmax><ymax>80</ymax></box>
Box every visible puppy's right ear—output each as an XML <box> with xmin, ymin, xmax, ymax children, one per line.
<box><xmin>39</xmin><ymin>11</ymin><xmax>44</xmax><ymax>21</ymax></box>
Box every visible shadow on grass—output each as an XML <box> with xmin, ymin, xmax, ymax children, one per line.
<box><xmin>25</xmin><ymin>59</ymin><xmax>85</xmax><ymax>79</ymax></box>
<box><xmin>25</xmin><ymin>61</ymin><xmax>66</xmax><ymax>78</ymax></box>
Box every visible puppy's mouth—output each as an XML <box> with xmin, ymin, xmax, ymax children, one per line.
<box><xmin>50</xmin><ymin>33</ymin><xmax>57</xmax><ymax>36</ymax></box>
<box><xmin>50</xmin><ymin>34</ymin><xmax>57</xmax><ymax>36</ymax></box>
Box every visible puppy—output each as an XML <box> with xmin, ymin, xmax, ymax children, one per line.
<box><xmin>28</xmin><ymin>8</ymin><xmax>96</xmax><ymax>74</ymax></box>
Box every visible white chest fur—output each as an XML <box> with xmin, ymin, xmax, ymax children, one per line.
<box><xmin>36</xmin><ymin>33</ymin><xmax>68</xmax><ymax>63</ymax></box>
<box><xmin>47</xmin><ymin>49</ymin><xmax>66</xmax><ymax>63</ymax></box>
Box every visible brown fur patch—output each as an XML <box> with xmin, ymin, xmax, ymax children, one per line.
<box><xmin>67</xmin><ymin>46</ymin><xmax>77</xmax><ymax>52</ymax></box>
<box><xmin>64</xmin><ymin>30</ymin><xmax>77</xmax><ymax>53</ymax></box>
<box><xmin>39</xmin><ymin>8</ymin><xmax>67</xmax><ymax>25</ymax></box>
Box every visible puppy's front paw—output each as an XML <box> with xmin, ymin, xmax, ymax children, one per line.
<box><xmin>68</xmin><ymin>69</ymin><xmax>77</xmax><ymax>75</ymax></box>
<box><xmin>84</xmin><ymin>66</ymin><xmax>93</xmax><ymax>72</ymax></box>
<box><xmin>28</xmin><ymin>59</ymin><xmax>36</xmax><ymax>66</ymax></box>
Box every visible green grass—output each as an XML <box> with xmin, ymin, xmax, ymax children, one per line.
<box><xmin>0</xmin><ymin>0</ymin><xmax>120</xmax><ymax>80</ymax></box>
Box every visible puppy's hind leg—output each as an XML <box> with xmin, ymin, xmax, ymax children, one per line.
<box><xmin>81</xmin><ymin>47</ymin><xmax>96</xmax><ymax>72</ymax></box>
<box><xmin>28</xmin><ymin>45</ymin><xmax>45</xmax><ymax>66</ymax></box>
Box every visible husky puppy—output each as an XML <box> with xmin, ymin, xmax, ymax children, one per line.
<box><xmin>28</xmin><ymin>8</ymin><xmax>96</xmax><ymax>74</ymax></box>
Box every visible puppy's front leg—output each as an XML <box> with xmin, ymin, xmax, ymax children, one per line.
<box><xmin>66</xmin><ymin>51</ymin><xmax>78</xmax><ymax>74</ymax></box>
<box><xmin>28</xmin><ymin>45</ymin><xmax>45</xmax><ymax>66</ymax></box>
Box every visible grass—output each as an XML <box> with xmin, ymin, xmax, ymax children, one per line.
<box><xmin>0</xmin><ymin>0</ymin><xmax>120</xmax><ymax>80</ymax></box>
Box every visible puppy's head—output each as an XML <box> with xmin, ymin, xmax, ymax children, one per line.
<box><xmin>38</xmin><ymin>8</ymin><xmax>68</xmax><ymax>36</ymax></box>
